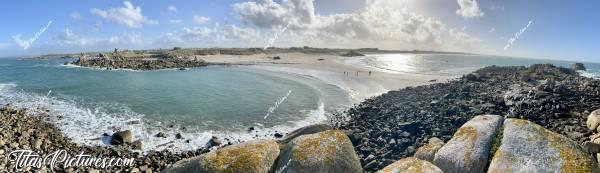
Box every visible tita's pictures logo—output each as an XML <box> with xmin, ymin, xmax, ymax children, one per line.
<box><xmin>8</xmin><ymin>150</ymin><xmax>135</xmax><ymax>171</ymax></box>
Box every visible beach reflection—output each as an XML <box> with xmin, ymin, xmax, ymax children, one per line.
<box><xmin>373</xmin><ymin>54</ymin><xmax>419</xmax><ymax>73</ymax></box>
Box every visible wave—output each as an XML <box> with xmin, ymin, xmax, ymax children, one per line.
<box><xmin>0</xmin><ymin>82</ymin><xmax>333</xmax><ymax>153</ymax></box>
<box><xmin>579</xmin><ymin>70</ymin><xmax>600</xmax><ymax>79</ymax></box>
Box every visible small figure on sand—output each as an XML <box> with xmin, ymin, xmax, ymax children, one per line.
<box><xmin>369</xmin><ymin>71</ymin><xmax>372</xmax><ymax>76</ymax></box>
<box><xmin>356</xmin><ymin>71</ymin><xmax>359</xmax><ymax>76</ymax></box>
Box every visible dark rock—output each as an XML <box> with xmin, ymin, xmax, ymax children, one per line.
<box><xmin>274</xmin><ymin>133</ymin><xmax>283</xmax><ymax>138</ymax></box>
<box><xmin>207</xmin><ymin>136</ymin><xmax>222</xmax><ymax>147</ymax></box>
<box><xmin>155</xmin><ymin>132</ymin><xmax>168</xmax><ymax>138</ymax></box>
<box><xmin>111</xmin><ymin>130</ymin><xmax>132</xmax><ymax>145</ymax></box>
<box><xmin>175</xmin><ymin>133</ymin><xmax>183</xmax><ymax>139</ymax></box>
<box><xmin>131</xmin><ymin>140</ymin><xmax>143</xmax><ymax>150</ymax></box>
<box><xmin>278</xmin><ymin>124</ymin><xmax>333</xmax><ymax>144</ymax></box>
<box><xmin>571</xmin><ymin>63</ymin><xmax>586</xmax><ymax>71</ymax></box>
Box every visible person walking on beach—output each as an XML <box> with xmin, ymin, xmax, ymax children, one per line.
<box><xmin>369</xmin><ymin>71</ymin><xmax>372</xmax><ymax>76</ymax></box>
<box><xmin>356</xmin><ymin>71</ymin><xmax>359</xmax><ymax>76</ymax></box>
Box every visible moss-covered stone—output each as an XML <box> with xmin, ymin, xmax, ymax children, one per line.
<box><xmin>376</xmin><ymin>157</ymin><xmax>443</xmax><ymax>173</ymax></box>
<box><xmin>487</xmin><ymin>119</ymin><xmax>599</xmax><ymax>173</ymax></box>
<box><xmin>162</xmin><ymin>140</ymin><xmax>279</xmax><ymax>173</ymax></box>
<box><xmin>414</xmin><ymin>137</ymin><xmax>444</xmax><ymax>162</ymax></box>
<box><xmin>275</xmin><ymin>130</ymin><xmax>362</xmax><ymax>173</ymax></box>
<box><xmin>433</xmin><ymin>115</ymin><xmax>503</xmax><ymax>173</ymax></box>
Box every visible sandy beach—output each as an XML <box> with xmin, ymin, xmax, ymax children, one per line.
<box><xmin>200</xmin><ymin>52</ymin><xmax>454</xmax><ymax>102</ymax></box>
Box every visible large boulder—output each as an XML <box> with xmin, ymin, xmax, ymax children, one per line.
<box><xmin>277</xmin><ymin>124</ymin><xmax>333</xmax><ymax>144</ymax></box>
<box><xmin>488</xmin><ymin>119</ymin><xmax>599</xmax><ymax>173</ymax></box>
<box><xmin>414</xmin><ymin>137</ymin><xmax>444</xmax><ymax>162</ymax></box>
<box><xmin>376</xmin><ymin>157</ymin><xmax>443</xmax><ymax>173</ymax></box>
<box><xmin>571</xmin><ymin>63</ymin><xmax>586</xmax><ymax>71</ymax></box>
<box><xmin>111</xmin><ymin>130</ymin><xmax>132</xmax><ymax>145</ymax></box>
<box><xmin>162</xmin><ymin>140</ymin><xmax>280</xmax><ymax>173</ymax></box>
<box><xmin>275</xmin><ymin>130</ymin><xmax>362</xmax><ymax>173</ymax></box>
<box><xmin>587</xmin><ymin>109</ymin><xmax>600</xmax><ymax>132</ymax></box>
<box><xmin>433</xmin><ymin>115</ymin><xmax>503</xmax><ymax>173</ymax></box>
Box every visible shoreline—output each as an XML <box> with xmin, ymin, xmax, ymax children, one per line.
<box><xmin>1</xmin><ymin>52</ymin><xmax>463</xmax><ymax>153</ymax></box>
<box><xmin>2</xmin><ymin>61</ymin><xmax>599</xmax><ymax>172</ymax></box>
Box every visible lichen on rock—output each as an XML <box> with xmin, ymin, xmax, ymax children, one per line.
<box><xmin>376</xmin><ymin>157</ymin><xmax>443</xmax><ymax>173</ymax></box>
<box><xmin>433</xmin><ymin>114</ymin><xmax>504</xmax><ymax>173</ymax></box>
<box><xmin>162</xmin><ymin>140</ymin><xmax>279</xmax><ymax>173</ymax></box>
<box><xmin>488</xmin><ymin>119</ymin><xmax>599</xmax><ymax>173</ymax></box>
<box><xmin>275</xmin><ymin>130</ymin><xmax>362</xmax><ymax>173</ymax></box>
<box><xmin>414</xmin><ymin>137</ymin><xmax>444</xmax><ymax>162</ymax></box>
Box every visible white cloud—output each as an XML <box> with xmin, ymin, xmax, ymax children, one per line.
<box><xmin>156</xmin><ymin>24</ymin><xmax>262</xmax><ymax>47</ymax></box>
<box><xmin>169</xmin><ymin>19</ymin><xmax>183</xmax><ymax>24</ymax></box>
<box><xmin>488</xmin><ymin>27</ymin><xmax>495</xmax><ymax>33</ymax></box>
<box><xmin>167</xmin><ymin>6</ymin><xmax>177</xmax><ymax>13</ymax></box>
<box><xmin>193</xmin><ymin>16</ymin><xmax>211</xmax><ymax>25</ymax></box>
<box><xmin>233</xmin><ymin>0</ymin><xmax>316</xmax><ymax>29</ymax></box>
<box><xmin>91</xmin><ymin>1</ymin><xmax>157</xmax><ymax>28</ymax></box>
<box><xmin>456</xmin><ymin>0</ymin><xmax>484</xmax><ymax>18</ymax></box>
<box><xmin>232</xmin><ymin>0</ymin><xmax>448</xmax><ymax>50</ymax></box>
<box><xmin>13</xmin><ymin>21</ymin><xmax>52</xmax><ymax>50</ymax></box>
<box><xmin>71</xmin><ymin>12</ymin><xmax>82</xmax><ymax>20</ymax></box>
<box><xmin>53</xmin><ymin>28</ymin><xmax>142</xmax><ymax>48</ymax></box>
<box><xmin>54</xmin><ymin>28</ymin><xmax>85</xmax><ymax>45</ymax></box>
<box><xmin>449</xmin><ymin>28</ymin><xmax>480</xmax><ymax>50</ymax></box>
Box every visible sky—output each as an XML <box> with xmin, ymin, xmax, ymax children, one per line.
<box><xmin>0</xmin><ymin>0</ymin><xmax>598</xmax><ymax>62</ymax></box>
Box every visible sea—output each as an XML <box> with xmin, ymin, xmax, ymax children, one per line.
<box><xmin>0</xmin><ymin>53</ymin><xmax>598</xmax><ymax>152</ymax></box>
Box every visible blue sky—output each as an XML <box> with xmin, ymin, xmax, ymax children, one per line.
<box><xmin>0</xmin><ymin>0</ymin><xmax>598</xmax><ymax>62</ymax></box>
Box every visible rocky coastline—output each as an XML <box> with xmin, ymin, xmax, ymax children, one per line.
<box><xmin>66</xmin><ymin>52</ymin><xmax>210</xmax><ymax>71</ymax></box>
<box><xmin>337</xmin><ymin>64</ymin><xmax>600</xmax><ymax>172</ymax></box>
<box><xmin>2</xmin><ymin>63</ymin><xmax>600</xmax><ymax>172</ymax></box>
<box><xmin>0</xmin><ymin>106</ymin><xmax>210</xmax><ymax>172</ymax></box>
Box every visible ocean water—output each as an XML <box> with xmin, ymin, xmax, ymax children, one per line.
<box><xmin>0</xmin><ymin>54</ymin><xmax>598</xmax><ymax>152</ymax></box>
<box><xmin>343</xmin><ymin>54</ymin><xmax>600</xmax><ymax>78</ymax></box>
<box><xmin>0</xmin><ymin>58</ymin><xmax>351</xmax><ymax>151</ymax></box>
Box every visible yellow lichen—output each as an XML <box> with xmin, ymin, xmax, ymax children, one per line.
<box><xmin>201</xmin><ymin>140</ymin><xmax>277</xmax><ymax>173</ymax></box>
<box><xmin>290</xmin><ymin>130</ymin><xmax>349</xmax><ymax>165</ymax></box>
<box><xmin>376</xmin><ymin>157</ymin><xmax>441</xmax><ymax>173</ymax></box>
<box><xmin>492</xmin><ymin>119</ymin><xmax>595</xmax><ymax>173</ymax></box>
<box><xmin>453</xmin><ymin>126</ymin><xmax>478</xmax><ymax>166</ymax></box>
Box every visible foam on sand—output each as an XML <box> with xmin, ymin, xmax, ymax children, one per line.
<box><xmin>0</xmin><ymin>82</ymin><xmax>334</xmax><ymax>153</ymax></box>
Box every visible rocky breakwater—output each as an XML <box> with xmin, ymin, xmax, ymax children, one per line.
<box><xmin>0</xmin><ymin>106</ymin><xmax>209</xmax><ymax>172</ymax></box>
<box><xmin>337</xmin><ymin>63</ymin><xmax>600</xmax><ymax>172</ymax></box>
<box><xmin>163</xmin><ymin>126</ymin><xmax>363</xmax><ymax>173</ymax></box>
<box><xmin>69</xmin><ymin>54</ymin><xmax>209</xmax><ymax>70</ymax></box>
<box><xmin>399</xmin><ymin>115</ymin><xmax>599</xmax><ymax>173</ymax></box>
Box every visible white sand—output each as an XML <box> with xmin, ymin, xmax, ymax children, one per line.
<box><xmin>200</xmin><ymin>53</ymin><xmax>456</xmax><ymax>102</ymax></box>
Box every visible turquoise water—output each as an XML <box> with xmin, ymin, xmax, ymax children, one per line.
<box><xmin>0</xmin><ymin>54</ymin><xmax>598</xmax><ymax>151</ymax></box>
<box><xmin>0</xmin><ymin>58</ymin><xmax>351</xmax><ymax>151</ymax></box>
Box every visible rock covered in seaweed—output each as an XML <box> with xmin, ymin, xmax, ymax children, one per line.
<box><xmin>162</xmin><ymin>140</ymin><xmax>280</xmax><ymax>173</ymax></box>
<box><xmin>433</xmin><ymin>115</ymin><xmax>503</xmax><ymax>173</ymax></box>
<box><xmin>376</xmin><ymin>157</ymin><xmax>443</xmax><ymax>173</ymax></box>
<box><xmin>487</xmin><ymin>119</ymin><xmax>599</xmax><ymax>173</ymax></box>
<box><xmin>275</xmin><ymin>130</ymin><xmax>362</xmax><ymax>173</ymax></box>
